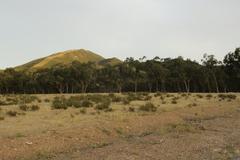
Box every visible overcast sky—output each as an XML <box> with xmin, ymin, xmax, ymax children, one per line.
<box><xmin>0</xmin><ymin>0</ymin><xmax>239</xmax><ymax>68</ymax></box>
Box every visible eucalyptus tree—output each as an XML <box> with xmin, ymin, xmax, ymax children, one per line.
<box><xmin>224</xmin><ymin>48</ymin><xmax>240</xmax><ymax>91</ymax></box>
<box><xmin>201</xmin><ymin>54</ymin><xmax>221</xmax><ymax>93</ymax></box>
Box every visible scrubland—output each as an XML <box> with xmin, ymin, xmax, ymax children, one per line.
<box><xmin>0</xmin><ymin>93</ymin><xmax>240</xmax><ymax>160</ymax></box>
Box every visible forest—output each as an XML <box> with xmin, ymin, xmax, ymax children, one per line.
<box><xmin>0</xmin><ymin>48</ymin><xmax>239</xmax><ymax>94</ymax></box>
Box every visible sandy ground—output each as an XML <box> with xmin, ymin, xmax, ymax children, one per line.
<box><xmin>0</xmin><ymin>93</ymin><xmax>240</xmax><ymax>160</ymax></box>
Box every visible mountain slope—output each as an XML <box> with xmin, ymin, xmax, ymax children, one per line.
<box><xmin>15</xmin><ymin>49</ymin><xmax>121</xmax><ymax>71</ymax></box>
<box><xmin>98</xmin><ymin>57</ymin><xmax>122</xmax><ymax>67</ymax></box>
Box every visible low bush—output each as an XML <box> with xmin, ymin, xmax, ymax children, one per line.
<box><xmin>80</xmin><ymin>99</ymin><xmax>93</xmax><ymax>108</ymax></box>
<box><xmin>80</xmin><ymin>108</ymin><xmax>86</xmax><ymax>114</ymax></box>
<box><xmin>160</xmin><ymin>96</ymin><xmax>165</xmax><ymax>101</ymax></box>
<box><xmin>139</xmin><ymin>102</ymin><xmax>157</xmax><ymax>112</ymax></box>
<box><xmin>154</xmin><ymin>92</ymin><xmax>162</xmax><ymax>97</ymax></box>
<box><xmin>51</xmin><ymin>96</ymin><xmax>68</xmax><ymax>110</ymax></box>
<box><xmin>19</xmin><ymin>104</ymin><xmax>28</xmax><ymax>111</ymax></box>
<box><xmin>218</xmin><ymin>94</ymin><xmax>237</xmax><ymax>100</ymax></box>
<box><xmin>44</xmin><ymin>99</ymin><xmax>50</xmax><ymax>103</ymax></box>
<box><xmin>0</xmin><ymin>100</ymin><xmax>7</xmax><ymax>105</ymax></box>
<box><xmin>162</xmin><ymin>101</ymin><xmax>167</xmax><ymax>104</ymax></box>
<box><xmin>30</xmin><ymin>105</ymin><xmax>40</xmax><ymax>111</ymax></box>
<box><xmin>6</xmin><ymin>97</ymin><xmax>18</xmax><ymax>105</ymax></box>
<box><xmin>144</xmin><ymin>95</ymin><xmax>152</xmax><ymax>101</ymax></box>
<box><xmin>86</xmin><ymin>94</ymin><xmax>106</xmax><ymax>104</ymax></box>
<box><xmin>19</xmin><ymin>104</ymin><xmax>40</xmax><ymax>111</ymax></box>
<box><xmin>181</xmin><ymin>93</ymin><xmax>187</xmax><ymax>97</ymax></box>
<box><xmin>206</xmin><ymin>94</ymin><xmax>213</xmax><ymax>99</ymax></box>
<box><xmin>128</xmin><ymin>107</ymin><xmax>135</xmax><ymax>112</ymax></box>
<box><xmin>122</xmin><ymin>98</ymin><xmax>130</xmax><ymax>105</ymax></box>
<box><xmin>171</xmin><ymin>100</ymin><xmax>177</xmax><ymax>104</ymax></box>
<box><xmin>104</xmin><ymin>108</ymin><xmax>113</xmax><ymax>112</ymax></box>
<box><xmin>19</xmin><ymin>95</ymin><xmax>39</xmax><ymax>104</ymax></box>
<box><xmin>196</xmin><ymin>94</ymin><xmax>203</xmax><ymax>98</ymax></box>
<box><xmin>127</xmin><ymin>93</ymin><xmax>144</xmax><ymax>101</ymax></box>
<box><xmin>66</xmin><ymin>96</ymin><xmax>83</xmax><ymax>107</ymax></box>
<box><xmin>7</xmin><ymin>110</ymin><xmax>17</xmax><ymax>117</ymax></box>
<box><xmin>0</xmin><ymin>116</ymin><xmax>4</xmax><ymax>121</ymax></box>
<box><xmin>187</xmin><ymin>103</ymin><xmax>197</xmax><ymax>107</ymax></box>
<box><xmin>111</xmin><ymin>96</ymin><xmax>122</xmax><ymax>103</ymax></box>
<box><xmin>166</xmin><ymin>94</ymin><xmax>174</xmax><ymax>98</ymax></box>
<box><xmin>95</xmin><ymin>99</ymin><xmax>111</xmax><ymax>110</ymax></box>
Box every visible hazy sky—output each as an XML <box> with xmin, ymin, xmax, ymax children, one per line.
<box><xmin>0</xmin><ymin>0</ymin><xmax>239</xmax><ymax>68</ymax></box>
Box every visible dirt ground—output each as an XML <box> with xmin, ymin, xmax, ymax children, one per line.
<box><xmin>0</xmin><ymin>93</ymin><xmax>240</xmax><ymax>160</ymax></box>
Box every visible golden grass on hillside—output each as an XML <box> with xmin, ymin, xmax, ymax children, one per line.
<box><xmin>15</xmin><ymin>49</ymin><xmax>122</xmax><ymax>71</ymax></box>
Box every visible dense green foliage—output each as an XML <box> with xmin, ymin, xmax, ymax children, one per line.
<box><xmin>0</xmin><ymin>48</ymin><xmax>239</xmax><ymax>93</ymax></box>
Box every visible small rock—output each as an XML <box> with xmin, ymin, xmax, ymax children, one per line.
<box><xmin>25</xmin><ymin>142</ymin><xmax>33</xmax><ymax>145</ymax></box>
<box><xmin>213</xmin><ymin>148</ymin><xmax>222</xmax><ymax>153</ymax></box>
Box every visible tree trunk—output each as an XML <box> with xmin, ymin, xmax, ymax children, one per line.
<box><xmin>213</xmin><ymin>74</ymin><xmax>219</xmax><ymax>93</ymax></box>
<box><xmin>66</xmin><ymin>83</ymin><xmax>69</xmax><ymax>93</ymax></box>
<box><xmin>148</xmin><ymin>82</ymin><xmax>152</xmax><ymax>93</ymax></box>
<box><xmin>134</xmin><ymin>81</ymin><xmax>138</xmax><ymax>93</ymax></box>
<box><xmin>117</xmin><ymin>83</ymin><xmax>122</xmax><ymax>93</ymax></box>
<box><xmin>155</xmin><ymin>81</ymin><xmax>159</xmax><ymax>92</ymax></box>
<box><xmin>183</xmin><ymin>80</ymin><xmax>190</xmax><ymax>93</ymax></box>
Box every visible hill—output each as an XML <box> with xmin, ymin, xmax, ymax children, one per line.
<box><xmin>15</xmin><ymin>49</ymin><xmax>122</xmax><ymax>71</ymax></box>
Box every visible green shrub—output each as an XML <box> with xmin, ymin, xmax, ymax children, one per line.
<box><xmin>192</xmin><ymin>103</ymin><xmax>197</xmax><ymax>107</ymax></box>
<box><xmin>0</xmin><ymin>100</ymin><xmax>7</xmax><ymax>105</ymax></box>
<box><xmin>6</xmin><ymin>97</ymin><xmax>18</xmax><ymax>105</ymax></box>
<box><xmin>160</xmin><ymin>96</ymin><xmax>165</xmax><ymax>101</ymax></box>
<box><xmin>166</xmin><ymin>94</ymin><xmax>173</xmax><ymax>98</ymax></box>
<box><xmin>196</xmin><ymin>94</ymin><xmax>203</xmax><ymax>98</ymax></box>
<box><xmin>86</xmin><ymin>94</ymin><xmax>106</xmax><ymax>104</ymax></box>
<box><xmin>144</xmin><ymin>96</ymin><xmax>152</xmax><ymax>101</ymax></box>
<box><xmin>187</xmin><ymin>103</ymin><xmax>197</xmax><ymax>107</ymax></box>
<box><xmin>95</xmin><ymin>99</ymin><xmax>111</xmax><ymax>110</ymax></box>
<box><xmin>30</xmin><ymin>105</ymin><xmax>40</xmax><ymax>111</ymax></box>
<box><xmin>127</xmin><ymin>93</ymin><xmax>144</xmax><ymax>101</ymax></box>
<box><xmin>44</xmin><ymin>99</ymin><xmax>50</xmax><ymax>103</ymax></box>
<box><xmin>139</xmin><ymin>102</ymin><xmax>157</xmax><ymax>112</ymax></box>
<box><xmin>19</xmin><ymin>104</ymin><xmax>40</xmax><ymax>111</ymax></box>
<box><xmin>181</xmin><ymin>93</ymin><xmax>187</xmax><ymax>97</ymax></box>
<box><xmin>7</xmin><ymin>110</ymin><xmax>17</xmax><ymax>117</ymax></box>
<box><xmin>65</xmin><ymin>96</ymin><xmax>93</xmax><ymax>108</ymax></box>
<box><xmin>154</xmin><ymin>92</ymin><xmax>162</xmax><ymax>97</ymax></box>
<box><xmin>19</xmin><ymin>95</ymin><xmax>39</xmax><ymax>104</ymax></box>
<box><xmin>19</xmin><ymin>104</ymin><xmax>28</xmax><ymax>111</ymax></box>
<box><xmin>227</xmin><ymin>94</ymin><xmax>237</xmax><ymax>99</ymax></box>
<box><xmin>0</xmin><ymin>116</ymin><xmax>4</xmax><ymax>121</ymax></box>
<box><xmin>128</xmin><ymin>107</ymin><xmax>135</xmax><ymax>112</ymax></box>
<box><xmin>80</xmin><ymin>108</ymin><xmax>86</xmax><ymax>114</ymax></box>
<box><xmin>110</xmin><ymin>95</ymin><xmax>122</xmax><ymax>102</ymax></box>
<box><xmin>218</xmin><ymin>94</ymin><xmax>237</xmax><ymax>100</ymax></box>
<box><xmin>108</xmin><ymin>93</ymin><xmax>115</xmax><ymax>98</ymax></box>
<box><xmin>66</xmin><ymin>96</ymin><xmax>82</xmax><ymax>107</ymax></box>
<box><xmin>104</xmin><ymin>108</ymin><xmax>113</xmax><ymax>112</ymax></box>
<box><xmin>171</xmin><ymin>100</ymin><xmax>177</xmax><ymax>104</ymax></box>
<box><xmin>162</xmin><ymin>101</ymin><xmax>167</xmax><ymax>104</ymax></box>
<box><xmin>51</xmin><ymin>97</ymin><xmax>68</xmax><ymax>110</ymax></box>
<box><xmin>122</xmin><ymin>98</ymin><xmax>130</xmax><ymax>105</ymax></box>
<box><xmin>206</xmin><ymin>94</ymin><xmax>213</xmax><ymax>99</ymax></box>
<box><xmin>80</xmin><ymin>99</ymin><xmax>93</xmax><ymax>108</ymax></box>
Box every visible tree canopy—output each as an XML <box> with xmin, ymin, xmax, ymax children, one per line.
<box><xmin>0</xmin><ymin>48</ymin><xmax>239</xmax><ymax>94</ymax></box>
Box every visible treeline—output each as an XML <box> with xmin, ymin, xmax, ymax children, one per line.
<box><xmin>0</xmin><ymin>48</ymin><xmax>239</xmax><ymax>94</ymax></box>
